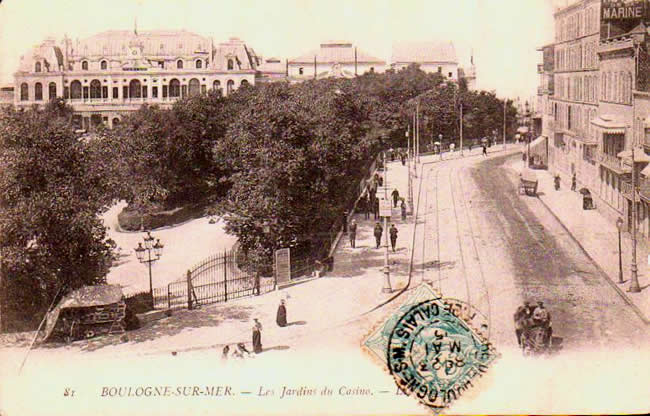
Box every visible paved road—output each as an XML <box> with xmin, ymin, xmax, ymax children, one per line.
<box><xmin>413</xmin><ymin>150</ymin><xmax>649</xmax><ymax>353</ymax></box>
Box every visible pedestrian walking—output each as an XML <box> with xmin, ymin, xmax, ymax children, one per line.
<box><xmin>482</xmin><ymin>144</ymin><xmax>488</xmax><ymax>157</ymax></box>
<box><xmin>373</xmin><ymin>197</ymin><xmax>379</xmax><ymax>220</ymax></box>
<box><xmin>391</xmin><ymin>188</ymin><xmax>400</xmax><ymax>208</ymax></box>
<box><xmin>378</xmin><ymin>175</ymin><xmax>383</xmax><ymax>187</ymax></box>
<box><xmin>276</xmin><ymin>299</ymin><xmax>287</xmax><ymax>327</ymax></box>
<box><xmin>252</xmin><ymin>318</ymin><xmax>263</xmax><ymax>353</ymax></box>
<box><xmin>450</xmin><ymin>142</ymin><xmax>455</xmax><ymax>153</ymax></box>
<box><xmin>401</xmin><ymin>152</ymin><xmax>406</xmax><ymax>166</ymax></box>
<box><xmin>468</xmin><ymin>142</ymin><xmax>473</xmax><ymax>152</ymax></box>
<box><xmin>389</xmin><ymin>224</ymin><xmax>398</xmax><ymax>252</ymax></box>
<box><xmin>222</xmin><ymin>345</ymin><xmax>230</xmax><ymax>360</ymax></box>
<box><xmin>349</xmin><ymin>219</ymin><xmax>357</xmax><ymax>248</ymax></box>
<box><xmin>362</xmin><ymin>194</ymin><xmax>370</xmax><ymax>219</ymax></box>
<box><xmin>571</xmin><ymin>173</ymin><xmax>577</xmax><ymax>192</ymax></box>
<box><xmin>373</xmin><ymin>222</ymin><xmax>383</xmax><ymax>249</ymax></box>
<box><xmin>400</xmin><ymin>199</ymin><xmax>407</xmax><ymax>221</ymax></box>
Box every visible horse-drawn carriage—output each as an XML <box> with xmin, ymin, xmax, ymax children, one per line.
<box><xmin>514</xmin><ymin>303</ymin><xmax>552</xmax><ymax>356</ymax></box>
<box><xmin>518</xmin><ymin>169</ymin><xmax>539</xmax><ymax>196</ymax></box>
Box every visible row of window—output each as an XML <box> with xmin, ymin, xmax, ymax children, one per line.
<box><xmin>555</xmin><ymin>5</ymin><xmax>599</xmax><ymax>43</ymax></box>
<box><xmin>19</xmin><ymin>78</ymin><xmax>249</xmax><ymax>101</ymax></box>
<box><xmin>37</xmin><ymin>58</ymin><xmax>237</xmax><ymax>73</ymax></box>
<box><xmin>555</xmin><ymin>39</ymin><xmax>597</xmax><ymax>71</ymax></box>
<box><xmin>555</xmin><ymin>73</ymin><xmax>598</xmax><ymax>103</ymax></box>
<box><xmin>552</xmin><ymin>100</ymin><xmax>598</xmax><ymax>139</ymax></box>
<box><xmin>601</xmin><ymin>70</ymin><xmax>633</xmax><ymax>104</ymax></box>
<box><xmin>89</xmin><ymin>42</ymin><xmax>205</xmax><ymax>53</ymax></box>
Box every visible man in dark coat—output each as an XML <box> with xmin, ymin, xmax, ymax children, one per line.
<box><xmin>349</xmin><ymin>219</ymin><xmax>357</xmax><ymax>248</ymax></box>
<box><xmin>389</xmin><ymin>224</ymin><xmax>398</xmax><ymax>252</ymax></box>
<box><xmin>361</xmin><ymin>194</ymin><xmax>370</xmax><ymax>219</ymax></box>
<box><xmin>276</xmin><ymin>299</ymin><xmax>287</xmax><ymax>327</ymax></box>
<box><xmin>373</xmin><ymin>222</ymin><xmax>383</xmax><ymax>249</ymax></box>
<box><xmin>571</xmin><ymin>173</ymin><xmax>577</xmax><ymax>191</ymax></box>
<box><xmin>373</xmin><ymin>197</ymin><xmax>380</xmax><ymax>220</ymax></box>
<box><xmin>391</xmin><ymin>188</ymin><xmax>400</xmax><ymax>208</ymax></box>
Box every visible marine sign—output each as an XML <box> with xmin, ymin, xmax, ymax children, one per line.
<box><xmin>601</xmin><ymin>0</ymin><xmax>646</xmax><ymax>21</ymax></box>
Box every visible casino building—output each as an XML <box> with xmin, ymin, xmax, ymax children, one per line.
<box><xmin>13</xmin><ymin>30</ymin><xmax>260</xmax><ymax>130</ymax></box>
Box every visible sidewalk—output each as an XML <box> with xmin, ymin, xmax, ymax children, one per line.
<box><xmin>512</xmin><ymin>160</ymin><xmax>650</xmax><ymax>324</ymax></box>
<box><xmin>332</xmin><ymin>157</ymin><xmax>414</xmax><ymax>292</ymax></box>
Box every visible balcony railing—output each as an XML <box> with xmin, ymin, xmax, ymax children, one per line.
<box><xmin>598</xmin><ymin>152</ymin><xmax>624</xmax><ymax>172</ymax></box>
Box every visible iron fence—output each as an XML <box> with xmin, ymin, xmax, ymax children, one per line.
<box><xmin>153</xmin><ymin>249</ymin><xmax>274</xmax><ymax>310</ymax></box>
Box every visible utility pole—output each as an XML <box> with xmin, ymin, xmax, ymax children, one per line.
<box><xmin>407</xmin><ymin>126</ymin><xmax>413</xmax><ymax>214</ymax></box>
<box><xmin>503</xmin><ymin>99</ymin><xmax>507</xmax><ymax>150</ymax></box>
<box><xmin>460</xmin><ymin>102</ymin><xmax>464</xmax><ymax>157</ymax></box>
<box><xmin>382</xmin><ymin>151</ymin><xmax>392</xmax><ymax>293</ymax></box>
<box><xmin>630</xmin><ymin>145</ymin><xmax>641</xmax><ymax>293</ymax></box>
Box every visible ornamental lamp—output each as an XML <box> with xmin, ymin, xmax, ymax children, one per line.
<box><xmin>134</xmin><ymin>242</ymin><xmax>146</xmax><ymax>262</ymax></box>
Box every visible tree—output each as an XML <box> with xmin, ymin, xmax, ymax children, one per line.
<box><xmin>0</xmin><ymin>107</ymin><xmax>115</xmax><ymax>331</ymax></box>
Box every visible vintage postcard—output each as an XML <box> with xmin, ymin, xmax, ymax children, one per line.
<box><xmin>1</xmin><ymin>0</ymin><xmax>649</xmax><ymax>415</ymax></box>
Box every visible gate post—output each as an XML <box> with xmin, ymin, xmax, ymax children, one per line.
<box><xmin>223</xmin><ymin>249</ymin><xmax>228</xmax><ymax>302</ymax></box>
<box><xmin>186</xmin><ymin>270</ymin><xmax>193</xmax><ymax>310</ymax></box>
<box><xmin>167</xmin><ymin>284</ymin><xmax>171</xmax><ymax>310</ymax></box>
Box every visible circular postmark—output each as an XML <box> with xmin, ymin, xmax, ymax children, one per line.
<box><xmin>387</xmin><ymin>299</ymin><xmax>496</xmax><ymax>410</ymax></box>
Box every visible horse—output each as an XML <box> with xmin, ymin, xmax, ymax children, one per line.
<box><xmin>521</xmin><ymin>325</ymin><xmax>550</xmax><ymax>356</ymax></box>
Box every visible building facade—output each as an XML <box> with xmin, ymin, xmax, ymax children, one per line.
<box><xmin>541</xmin><ymin>0</ymin><xmax>650</xmax><ymax>235</ymax></box>
<box><xmin>287</xmin><ymin>41</ymin><xmax>385</xmax><ymax>80</ymax></box>
<box><xmin>545</xmin><ymin>0</ymin><xmax>602</xmax><ymax>212</ymax></box>
<box><xmin>14</xmin><ymin>31</ymin><xmax>259</xmax><ymax>129</ymax></box>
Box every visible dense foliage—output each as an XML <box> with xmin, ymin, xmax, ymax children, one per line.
<box><xmin>0</xmin><ymin>101</ymin><xmax>117</xmax><ymax>331</ymax></box>
<box><xmin>0</xmin><ymin>66</ymin><xmax>518</xmax><ymax>330</ymax></box>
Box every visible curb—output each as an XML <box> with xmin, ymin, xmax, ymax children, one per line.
<box><xmin>535</xmin><ymin>194</ymin><xmax>650</xmax><ymax>325</ymax></box>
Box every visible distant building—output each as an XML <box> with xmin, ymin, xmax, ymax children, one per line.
<box><xmin>0</xmin><ymin>86</ymin><xmax>13</xmax><ymax>107</ymax></box>
<box><xmin>287</xmin><ymin>41</ymin><xmax>385</xmax><ymax>81</ymax></box>
<box><xmin>256</xmin><ymin>57</ymin><xmax>287</xmax><ymax>83</ymax></box>
<box><xmin>13</xmin><ymin>30</ymin><xmax>260</xmax><ymax>130</ymax></box>
<box><xmin>391</xmin><ymin>41</ymin><xmax>459</xmax><ymax>81</ymax></box>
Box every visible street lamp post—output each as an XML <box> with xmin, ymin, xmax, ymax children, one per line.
<box><xmin>629</xmin><ymin>146</ymin><xmax>641</xmax><ymax>293</ymax></box>
<box><xmin>525</xmin><ymin>101</ymin><xmax>531</xmax><ymax>166</ymax></box>
<box><xmin>134</xmin><ymin>231</ymin><xmax>164</xmax><ymax>307</ymax></box>
<box><xmin>616</xmin><ymin>217</ymin><xmax>624</xmax><ymax>284</ymax></box>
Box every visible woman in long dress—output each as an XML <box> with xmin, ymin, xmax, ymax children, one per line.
<box><xmin>276</xmin><ymin>299</ymin><xmax>287</xmax><ymax>327</ymax></box>
<box><xmin>252</xmin><ymin>318</ymin><xmax>263</xmax><ymax>353</ymax></box>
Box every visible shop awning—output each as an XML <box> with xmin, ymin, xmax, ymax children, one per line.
<box><xmin>590</xmin><ymin>115</ymin><xmax>626</xmax><ymax>134</ymax></box>
<box><xmin>617</xmin><ymin>147</ymin><xmax>650</xmax><ymax>162</ymax></box>
<box><xmin>517</xmin><ymin>126</ymin><xmax>529</xmax><ymax>134</ymax></box>
<box><xmin>528</xmin><ymin>135</ymin><xmax>547</xmax><ymax>153</ymax></box>
<box><xmin>641</xmin><ymin>163</ymin><xmax>650</xmax><ymax>177</ymax></box>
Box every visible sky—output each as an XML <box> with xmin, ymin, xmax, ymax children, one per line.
<box><xmin>0</xmin><ymin>0</ymin><xmax>565</xmax><ymax>99</ymax></box>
